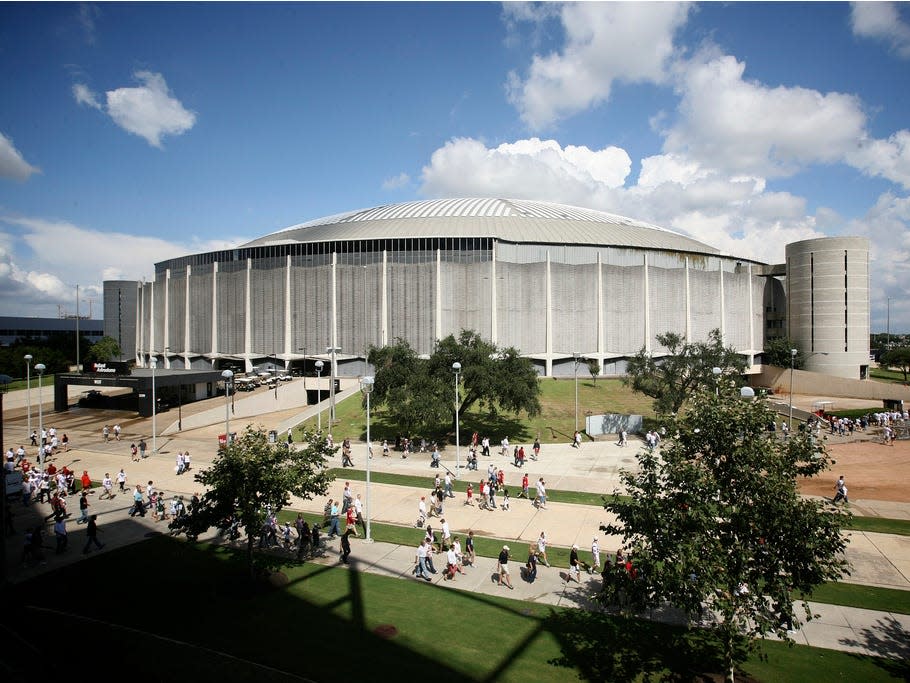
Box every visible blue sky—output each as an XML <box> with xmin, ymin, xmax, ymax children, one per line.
<box><xmin>0</xmin><ymin>2</ymin><xmax>908</xmax><ymax>332</ymax></box>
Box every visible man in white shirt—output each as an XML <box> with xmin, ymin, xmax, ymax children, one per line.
<box><xmin>415</xmin><ymin>540</ymin><xmax>432</xmax><ymax>581</ymax></box>
<box><xmin>354</xmin><ymin>494</ymin><xmax>366</xmax><ymax>535</ymax></box>
<box><xmin>100</xmin><ymin>473</ymin><xmax>113</xmax><ymax>500</ymax></box>
<box><xmin>535</xmin><ymin>478</ymin><xmax>547</xmax><ymax>509</ymax></box>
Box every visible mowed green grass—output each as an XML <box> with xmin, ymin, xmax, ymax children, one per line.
<box><xmin>293</xmin><ymin>377</ymin><xmax>656</xmax><ymax>447</ymax></box>
<box><xmin>8</xmin><ymin>536</ymin><xmax>907</xmax><ymax>682</ymax></box>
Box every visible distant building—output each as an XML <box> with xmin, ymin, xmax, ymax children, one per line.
<box><xmin>0</xmin><ymin>316</ymin><xmax>103</xmax><ymax>347</ymax></box>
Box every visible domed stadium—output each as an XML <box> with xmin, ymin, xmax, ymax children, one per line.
<box><xmin>112</xmin><ymin>198</ymin><xmax>869</xmax><ymax>378</ymax></box>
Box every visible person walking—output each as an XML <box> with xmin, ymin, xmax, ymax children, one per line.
<box><xmin>591</xmin><ymin>537</ymin><xmax>601</xmax><ymax>574</ymax></box>
<box><xmin>832</xmin><ymin>475</ymin><xmax>849</xmax><ymax>505</ymax></box>
<box><xmin>77</xmin><ymin>491</ymin><xmax>90</xmax><ymax>524</ymax></box>
<box><xmin>415</xmin><ymin>539</ymin><xmax>432</xmax><ymax>581</ymax></box>
<box><xmin>497</xmin><ymin>545</ymin><xmax>514</xmax><ymax>589</ymax></box>
<box><xmin>534</xmin><ymin>478</ymin><xmax>547</xmax><ymax>509</ymax></box>
<box><xmin>117</xmin><ymin>469</ymin><xmax>127</xmax><ymax>493</ymax></box>
<box><xmin>465</xmin><ymin>530</ymin><xmax>476</xmax><ymax>567</ymax></box>
<box><xmin>416</xmin><ymin>496</ymin><xmax>428</xmax><ymax>527</ymax></box>
<box><xmin>354</xmin><ymin>494</ymin><xmax>366</xmax><ymax>536</ymax></box>
<box><xmin>568</xmin><ymin>544</ymin><xmax>581</xmax><ymax>583</ymax></box>
<box><xmin>138</xmin><ymin>439</ymin><xmax>148</xmax><ymax>459</ymax></box>
<box><xmin>99</xmin><ymin>473</ymin><xmax>113</xmax><ymax>500</ymax></box>
<box><xmin>82</xmin><ymin>515</ymin><xmax>105</xmax><ymax>554</ymax></box>
<box><xmin>54</xmin><ymin>517</ymin><xmax>68</xmax><ymax>554</ymax></box>
<box><xmin>537</xmin><ymin>532</ymin><xmax>551</xmax><ymax>567</ymax></box>
<box><xmin>518</xmin><ymin>473</ymin><xmax>529</xmax><ymax>499</ymax></box>
<box><xmin>340</xmin><ymin>529</ymin><xmax>353</xmax><ymax>565</ymax></box>
<box><xmin>525</xmin><ymin>544</ymin><xmax>538</xmax><ymax>583</ymax></box>
<box><xmin>532</xmin><ymin>437</ymin><xmax>540</xmax><ymax>460</ymax></box>
<box><xmin>328</xmin><ymin>500</ymin><xmax>341</xmax><ymax>538</ymax></box>
<box><xmin>572</xmin><ymin>430</ymin><xmax>581</xmax><ymax>448</ymax></box>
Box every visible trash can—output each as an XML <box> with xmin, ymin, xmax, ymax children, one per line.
<box><xmin>268</xmin><ymin>430</ymin><xmax>278</xmax><ymax>444</ymax></box>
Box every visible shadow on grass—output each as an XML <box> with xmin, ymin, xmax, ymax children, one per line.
<box><xmin>359</xmin><ymin>411</ymin><xmax>536</xmax><ymax>447</ymax></box>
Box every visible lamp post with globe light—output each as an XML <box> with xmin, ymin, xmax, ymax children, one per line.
<box><xmin>314</xmin><ymin>360</ymin><xmax>324</xmax><ymax>433</ymax></box>
<box><xmin>35</xmin><ymin>363</ymin><xmax>45</xmax><ymax>464</ymax></box>
<box><xmin>452</xmin><ymin>362</ymin><xmax>461</xmax><ymax>476</ymax></box>
<box><xmin>360</xmin><ymin>375</ymin><xmax>374</xmax><ymax>542</ymax></box>
<box><xmin>24</xmin><ymin>354</ymin><xmax>32</xmax><ymax>439</ymax></box>
<box><xmin>221</xmin><ymin>370</ymin><xmax>234</xmax><ymax>449</ymax></box>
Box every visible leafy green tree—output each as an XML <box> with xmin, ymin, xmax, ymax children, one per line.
<box><xmin>586</xmin><ymin>358</ymin><xmax>600</xmax><ymax>384</ymax></box>
<box><xmin>880</xmin><ymin>347</ymin><xmax>910</xmax><ymax>382</ymax></box>
<box><xmin>87</xmin><ymin>336</ymin><xmax>123</xmax><ymax>362</ymax></box>
<box><xmin>762</xmin><ymin>337</ymin><xmax>803</xmax><ymax>369</ymax></box>
<box><xmin>623</xmin><ymin>329</ymin><xmax>748</xmax><ymax>415</ymax></box>
<box><xmin>367</xmin><ymin>330</ymin><xmax>541</xmax><ymax>436</ymax></box>
<box><xmin>175</xmin><ymin>426</ymin><xmax>334</xmax><ymax>579</ymax></box>
<box><xmin>602</xmin><ymin>385</ymin><xmax>850</xmax><ymax>682</ymax></box>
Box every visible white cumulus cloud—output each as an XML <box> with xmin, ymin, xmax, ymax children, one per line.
<box><xmin>73</xmin><ymin>71</ymin><xmax>196</xmax><ymax>148</ymax></box>
<box><xmin>507</xmin><ymin>2</ymin><xmax>692</xmax><ymax>130</ymax></box>
<box><xmin>0</xmin><ymin>132</ymin><xmax>40</xmax><ymax>181</ymax></box>
<box><xmin>382</xmin><ymin>172</ymin><xmax>411</xmax><ymax>190</ymax></box>
<box><xmin>850</xmin><ymin>1</ymin><xmax>910</xmax><ymax>58</ymax></box>
<box><xmin>0</xmin><ymin>215</ymin><xmax>246</xmax><ymax>317</ymax></box>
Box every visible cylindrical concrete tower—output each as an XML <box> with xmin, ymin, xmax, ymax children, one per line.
<box><xmin>786</xmin><ymin>236</ymin><xmax>870</xmax><ymax>379</ymax></box>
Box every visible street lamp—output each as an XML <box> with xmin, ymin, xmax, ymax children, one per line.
<box><xmin>326</xmin><ymin>346</ymin><xmax>341</xmax><ymax>422</ymax></box>
<box><xmin>360</xmin><ymin>375</ymin><xmax>375</xmax><ymax>542</ymax></box>
<box><xmin>788</xmin><ymin>348</ymin><xmax>798</xmax><ymax>430</ymax></box>
<box><xmin>35</xmin><ymin>363</ymin><xmax>45</xmax><ymax>464</ymax></box>
<box><xmin>452</xmin><ymin>362</ymin><xmax>461</xmax><ymax>476</ymax></box>
<box><xmin>712</xmin><ymin>366</ymin><xmax>722</xmax><ymax>396</ymax></box>
<box><xmin>314</xmin><ymin>360</ymin><xmax>324</xmax><ymax>433</ymax></box>
<box><xmin>150</xmin><ymin>358</ymin><xmax>158</xmax><ymax>456</ymax></box>
<box><xmin>222</xmin><ymin>369</ymin><xmax>234</xmax><ymax>449</ymax></box>
<box><xmin>573</xmin><ymin>352</ymin><xmax>580</xmax><ymax>432</ymax></box>
<box><xmin>24</xmin><ymin>354</ymin><xmax>32</xmax><ymax>439</ymax></box>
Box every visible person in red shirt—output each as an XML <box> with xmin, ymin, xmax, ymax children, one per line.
<box><xmin>496</xmin><ymin>468</ymin><xmax>505</xmax><ymax>491</ymax></box>
<box><xmin>46</xmin><ymin>463</ymin><xmax>57</xmax><ymax>477</ymax></box>
<box><xmin>81</xmin><ymin>470</ymin><xmax>92</xmax><ymax>493</ymax></box>
<box><xmin>345</xmin><ymin>505</ymin><xmax>358</xmax><ymax>536</ymax></box>
<box><xmin>518</xmin><ymin>473</ymin><xmax>529</xmax><ymax>499</ymax></box>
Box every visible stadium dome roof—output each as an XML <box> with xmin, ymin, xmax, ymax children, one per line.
<box><xmin>242</xmin><ymin>198</ymin><xmax>720</xmax><ymax>255</ymax></box>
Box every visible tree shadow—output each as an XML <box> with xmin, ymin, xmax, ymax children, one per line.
<box><xmin>543</xmin><ymin>609</ymin><xmax>737</xmax><ymax>682</ymax></box>
<box><xmin>839</xmin><ymin>615</ymin><xmax>910</xmax><ymax>679</ymax></box>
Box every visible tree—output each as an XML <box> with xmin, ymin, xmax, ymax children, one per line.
<box><xmin>367</xmin><ymin>330</ymin><xmax>541</xmax><ymax>436</ymax></box>
<box><xmin>601</xmin><ymin>385</ymin><xmax>850</xmax><ymax>682</ymax></box>
<box><xmin>87</xmin><ymin>336</ymin><xmax>123</xmax><ymax>362</ymax></box>
<box><xmin>623</xmin><ymin>329</ymin><xmax>748</xmax><ymax>415</ymax></box>
<box><xmin>763</xmin><ymin>337</ymin><xmax>803</xmax><ymax>369</ymax></box>
<box><xmin>880</xmin><ymin>347</ymin><xmax>910</xmax><ymax>382</ymax></box>
<box><xmin>173</xmin><ymin>426</ymin><xmax>334</xmax><ymax>579</ymax></box>
<box><xmin>586</xmin><ymin>358</ymin><xmax>600</xmax><ymax>384</ymax></box>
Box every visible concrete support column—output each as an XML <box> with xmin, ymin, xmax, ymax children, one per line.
<box><xmin>643</xmin><ymin>253</ymin><xmax>650</xmax><ymax>353</ymax></box>
<box><xmin>211</xmin><ymin>261</ymin><xmax>219</xmax><ymax>358</ymax></box>
<box><xmin>435</xmin><ymin>248</ymin><xmax>442</xmax><ymax>343</ymax></box>
<box><xmin>244</xmin><ymin>258</ymin><xmax>252</xmax><ymax>373</ymax></box>
<box><xmin>184</xmin><ymin>266</ymin><xmax>191</xmax><ymax>369</ymax></box>
<box><xmin>149</xmin><ymin>277</ymin><xmax>155</xmax><ymax>362</ymax></box>
<box><xmin>137</xmin><ymin>281</ymin><xmax>145</xmax><ymax>365</ymax></box>
<box><xmin>597</xmin><ymin>251</ymin><xmax>604</xmax><ymax>359</ymax></box>
<box><xmin>685</xmin><ymin>257</ymin><xmax>691</xmax><ymax>341</ymax></box>
<box><xmin>284</xmin><ymin>255</ymin><xmax>292</xmax><ymax>360</ymax></box>
<box><xmin>719</xmin><ymin>261</ymin><xmax>726</xmax><ymax>341</ymax></box>
<box><xmin>491</xmin><ymin>241</ymin><xmax>498</xmax><ymax>345</ymax></box>
<box><xmin>331</xmin><ymin>251</ymin><xmax>338</xmax><ymax>375</ymax></box>
<box><xmin>381</xmin><ymin>250</ymin><xmax>388</xmax><ymax>346</ymax></box>
<box><xmin>747</xmin><ymin>263</ymin><xmax>754</xmax><ymax>365</ymax></box>
<box><xmin>163</xmin><ymin>268</ymin><xmax>170</xmax><ymax>369</ymax></box>
<box><xmin>545</xmin><ymin>251</ymin><xmax>552</xmax><ymax>375</ymax></box>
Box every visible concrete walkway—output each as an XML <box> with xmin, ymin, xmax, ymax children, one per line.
<box><xmin>3</xmin><ymin>387</ymin><xmax>909</xmax><ymax>662</ymax></box>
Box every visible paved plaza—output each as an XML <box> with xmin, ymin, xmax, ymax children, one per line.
<box><xmin>3</xmin><ymin>384</ymin><xmax>909</xmax><ymax>662</ymax></box>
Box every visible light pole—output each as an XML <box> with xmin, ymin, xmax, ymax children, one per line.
<box><xmin>573</xmin><ymin>352</ymin><xmax>580</xmax><ymax>432</ymax></box>
<box><xmin>788</xmin><ymin>348</ymin><xmax>798</xmax><ymax>429</ymax></box>
<box><xmin>712</xmin><ymin>366</ymin><xmax>722</xmax><ymax>396</ymax></box>
<box><xmin>222</xmin><ymin>369</ymin><xmax>234</xmax><ymax>449</ymax></box>
<box><xmin>360</xmin><ymin>375</ymin><xmax>374</xmax><ymax>542</ymax></box>
<box><xmin>326</xmin><ymin>346</ymin><xmax>341</xmax><ymax>422</ymax></box>
<box><xmin>452</xmin><ymin>361</ymin><xmax>461</xmax><ymax>476</ymax></box>
<box><xmin>35</xmin><ymin>363</ymin><xmax>45</xmax><ymax>463</ymax></box>
<box><xmin>314</xmin><ymin>360</ymin><xmax>324</xmax><ymax>433</ymax></box>
<box><xmin>150</xmin><ymin>358</ymin><xmax>158</xmax><ymax>455</ymax></box>
<box><xmin>24</xmin><ymin>354</ymin><xmax>32</xmax><ymax>439</ymax></box>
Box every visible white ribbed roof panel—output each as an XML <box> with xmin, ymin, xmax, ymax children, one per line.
<box><xmin>242</xmin><ymin>198</ymin><xmax>721</xmax><ymax>255</ymax></box>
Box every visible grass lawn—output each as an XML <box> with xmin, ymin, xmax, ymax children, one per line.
<box><xmin>5</xmin><ymin>373</ymin><xmax>55</xmax><ymax>392</ymax></box>
<box><xmin>6</xmin><ymin>536</ymin><xmax>906</xmax><ymax>682</ymax></box>
<box><xmin>845</xmin><ymin>516</ymin><xmax>910</xmax><ymax>537</ymax></box>
<box><xmin>869</xmin><ymin>367</ymin><xmax>909</xmax><ymax>385</ymax></box>
<box><xmin>805</xmin><ymin>582</ymin><xmax>910</xmax><ymax>615</ymax></box>
<box><xmin>293</xmin><ymin>377</ymin><xmax>656</xmax><ymax>447</ymax></box>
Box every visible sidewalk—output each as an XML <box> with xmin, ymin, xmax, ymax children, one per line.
<box><xmin>6</xmin><ymin>484</ymin><xmax>908</xmax><ymax>662</ymax></box>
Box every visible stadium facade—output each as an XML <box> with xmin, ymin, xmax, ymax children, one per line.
<box><xmin>106</xmin><ymin>198</ymin><xmax>870</xmax><ymax>379</ymax></box>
